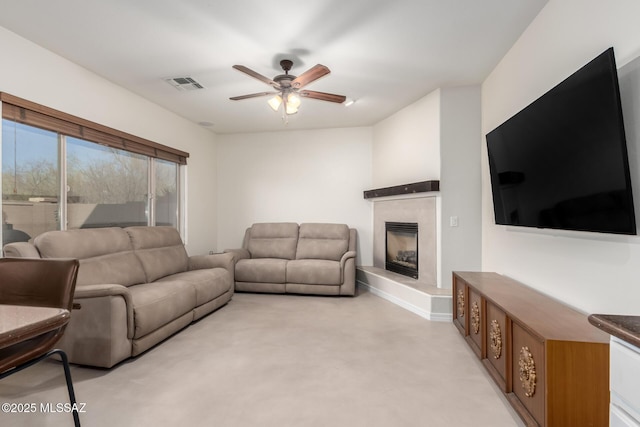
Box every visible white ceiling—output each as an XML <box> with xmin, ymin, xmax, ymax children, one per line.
<box><xmin>0</xmin><ymin>0</ymin><xmax>547</xmax><ymax>134</ymax></box>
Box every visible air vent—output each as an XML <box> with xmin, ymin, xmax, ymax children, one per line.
<box><xmin>165</xmin><ymin>76</ymin><xmax>205</xmax><ymax>91</ymax></box>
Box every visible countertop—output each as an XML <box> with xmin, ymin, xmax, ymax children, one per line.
<box><xmin>588</xmin><ymin>314</ymin><xmax>640</xmax><ymax>348</ymax></box>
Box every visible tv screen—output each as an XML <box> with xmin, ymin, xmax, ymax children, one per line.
<box><xmin>486</xmin><ymin>48</ymin><xmax>636</xmax><ymax>235</ymax></box>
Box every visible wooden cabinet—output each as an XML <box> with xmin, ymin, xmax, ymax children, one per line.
<box><xmin>452</xmin><ymin>272</ymin><xmax>609</xmax><ymax>427</ymax></box>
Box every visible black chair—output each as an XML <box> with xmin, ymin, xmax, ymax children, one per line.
<box><xmin>0</xmin><ymin>258</ymin><xmax>81</xmax><ymax>426</ymax></box>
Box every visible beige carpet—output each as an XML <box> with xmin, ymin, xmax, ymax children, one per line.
<box><xmin>0</xmin><ymin>288</ymin><xmax>523</xmax><ymax>426</ymax></box>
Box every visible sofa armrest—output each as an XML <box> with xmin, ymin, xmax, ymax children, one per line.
<box><xmin>339</xmin><ymin>250</ymin><xmax>357</xmax><ymax>267</ymax></box>
<box><xmin>339</xmin><ymin>250</ymin><xmax>357</xmax><ymax>284</ymax></box>
<box><xmin>224</xmin><ymin>248</ymin><xmax>251</xmax><ymax>261</ymax></box>
<box><xmin>189</xmin><ymin>252</ymin><xmax>235</xmax><ymax>271</ymax></box>
<box><xmin>340</xmin><ymin>251</ymin><xmax>357</xmax><ymax>295</ymax></box>
<box><xmin>189</xmin><ymin>252</ymin><xmax>236</xmax><ymax>282</ymax></box>
<box><xmin>3</xmin><ymin>241</ymin><xmax>41</xmax><ymax>258</ymax></box>
<box><xmin>74</xmin><ymin>284</ymin><xmax>135</xmax><ymax>339</ymax></box>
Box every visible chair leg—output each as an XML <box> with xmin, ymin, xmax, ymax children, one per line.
<box><xmin>49</xmin><ymin>349</ymin><xmax>81</xmax><ymax>427</ymax></box>
<box><xmin>0</xmin><ymin>349</ymin><xmax>81</xmax><ymax>427</ymax></box>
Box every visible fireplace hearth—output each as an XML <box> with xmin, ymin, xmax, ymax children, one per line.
<box><xmin>385</xmin><ymin>222</ymin><xmax>419</xmax><ymax>279</ymax></box>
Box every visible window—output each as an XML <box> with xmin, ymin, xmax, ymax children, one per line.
<box><xmin>2</xmin><ymin>122</ymin><xmax>60</xmax><ymax>243</ymax></box>
<box><xmin>155</xmin><ymin>159</ymin><xmax>179</xmax><ymax>228</ymax></box>
<box><xmin>67</xmin><ymin>137</ymin><xmax>149</xmax><ymax>229</ymax></box>
<box><xmin>1</xmin><ymin>93</ymin><xmax>188</xmax><ymax>246</ymax></box>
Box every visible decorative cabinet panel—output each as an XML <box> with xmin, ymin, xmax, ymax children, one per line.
<box><xmin>511</xmin><ymin>321</ymin><xmax>545</xmax><ymax>425</ymax></box>
<box><xmin>467</xmin><ymin>287</ymin><xmax>483</xmax><ymax>358</ymax></box>
<box><xmin>452</xmin><ymin>272</ymin><xmax>609</xmax><ymax>427</ymax></box>
<box><xmin>484</xmin><ymin>301</ymin><xmax>508</xmax><ymax>391</ymax></box>
<box><xmin>452</xmin><ymin>275</ymin><xmax>466</xmax><ymax>335</ymax></box>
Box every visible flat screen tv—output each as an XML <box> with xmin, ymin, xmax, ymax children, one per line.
<box><xmin>486</xmin><ymin>48</ymin><xmax>636</xmax><ymax>235</ymax></box>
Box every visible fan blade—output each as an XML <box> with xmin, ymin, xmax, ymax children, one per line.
<box><xmin>292</xmin><ymin>64</ymin><xmax>330</xmax><ymax>89</ymax></box>
<box><xmin>230</xmin><ymin>91</ymin><xmax>278</xmax><ymax>101</ymax></box>
<box><xmin>299</xmin><ymin>90</ymin><xmax>346</xmax><ymax>103</ymax></box>
<box><xmin>232</xmin><ymin>65</ymin><xmax>279</xmax><ymax>88</ymax></box>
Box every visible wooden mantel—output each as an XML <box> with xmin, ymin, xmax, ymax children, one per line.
<box><xmin>363</xmin><ymin>180</ymin><xmax>440</xmax><ymax>199</ymax></box>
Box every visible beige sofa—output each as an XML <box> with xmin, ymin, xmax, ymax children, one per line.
<box><xmin>3</xmin><ymin>226</ymin><xmax>234</xmax><ymax>368</ymax></box>
<box><xmin>225</xmin><ymin>222</ymin><xmax>357</xmax><ymax>296</ymax></box>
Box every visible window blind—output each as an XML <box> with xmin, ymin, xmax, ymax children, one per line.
<box><xmin>1</xmin><ymin>92</ymin><xmax>189</xmax><ymax>165</ymax></box>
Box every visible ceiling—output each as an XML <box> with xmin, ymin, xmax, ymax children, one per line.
<box><xmin>0</xmin><ymin>0</ymin><xmax>547</xmax><ymax>135</ymax></box>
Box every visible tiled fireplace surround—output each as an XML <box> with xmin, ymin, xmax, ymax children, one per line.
<box><xmin>356</xmin><ymin>188</ymin><xmax>453</xmax><ymax>321</ymax></box>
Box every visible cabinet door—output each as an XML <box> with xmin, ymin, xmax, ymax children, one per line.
<box><xmin>484</xmin><ymin>301</ymin><xmax>508</xmax><ymax>391</ymax></box>
<box><xmin>467</xmin><ymin>287</ymin><xmax>483</xmax><ymax>358</ymax></box>
<box><xmin>511</xmin><ymin>321</ymin><xmax>545</xmax><ymax>426</ymax></box>
<box><xmin>611</xmin><ymin>404</ymin><xmax>640</xmax><ymax>427</ymax></box>
<box><xmin>452</xmin><ymin>275</ymin><xmax>467</xmax><ymax>335</ymax></box>
<box><xmin>611</xmin><ymin>337</ymin><xmax>640</xmax><ymax>423</ymax></box>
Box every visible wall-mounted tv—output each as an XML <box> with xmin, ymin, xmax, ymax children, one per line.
<box><xmin>486</xmin><ymin>48</ymin><xmax>636</xmax><ymax>235</ymax></box>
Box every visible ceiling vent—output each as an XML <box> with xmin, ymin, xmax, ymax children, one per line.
<box><xmin>165</xmin><ymin>77</ymin><xmax>205</xmax><ymax>91</ymax></box>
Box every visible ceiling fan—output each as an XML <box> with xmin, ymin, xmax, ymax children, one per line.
<box><xmin>230</xmin><ymin>59</ymin><xmax>346</xmax><ymax>116</ymax></box>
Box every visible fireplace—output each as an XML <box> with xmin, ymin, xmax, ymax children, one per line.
<box><xmin>385</xmin><ymin>222</ymin><xmax>419</xmax><ymax>279</ymax></box>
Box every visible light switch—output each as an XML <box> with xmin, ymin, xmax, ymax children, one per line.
<box><xmin>450</xmin><ymin>216</ymin><xmax>459</xmax><ymax>227</ymax></box>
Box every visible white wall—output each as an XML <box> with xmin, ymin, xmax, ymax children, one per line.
<box><xmin>372</xmin><ymin>89</ymin><xmax>441</xmax><ymax>188</ymax></box>
<box><xmin>440</xmin><ymin>86</ymin><xmax>482</xmax><ymax>287</ymax></box>
<box><xmin>368</xmin><ymin>87</ymin><xmax>482</xmax><ymax>288</ymax></box>
<box><xmin>0</xmin><ymin>26</ymin><xmax>218</xmax><ymax>255</ymax></box>
<box><xmin>215</xmin><ymin>127</ymin><xmax>373</xmax><ymax>265</ymax></box>
<box><xmin>481</xmin><ymin>0</ymin><xmax>640</xmax><ymax>314</ymax></box>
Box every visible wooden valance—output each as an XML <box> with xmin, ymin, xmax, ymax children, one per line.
<box><xmin>0</xmin><ymin>93</ymin><xmax>189</xmax><ymax>165</ymax></box>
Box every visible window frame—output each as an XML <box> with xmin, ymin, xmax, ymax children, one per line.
<box><xmin>0</xmin><ymin>94</ymin><xmax>188</xmax><ymax>245</ymax></box>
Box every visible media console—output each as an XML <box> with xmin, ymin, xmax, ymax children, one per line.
<box><xmin>452</xmin><ymin>271</ymin><xmax>609</xmax><ymax>427</ymax></box>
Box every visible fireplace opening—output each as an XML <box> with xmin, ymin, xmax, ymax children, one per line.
<box><xmin>385</xmin><ymin>222</ymin><xmax>418</xmax><ymax>279</ymax></box>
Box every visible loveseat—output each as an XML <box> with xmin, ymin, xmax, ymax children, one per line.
<box><xmin>225</xmin><ymin>222</ymin><xmax>357</xmax><ymax>296</ymax></box>
<box><xmin>3</xmin><ymin>226</ymin><xmax>234</xmax><ymax>368</ymax></box>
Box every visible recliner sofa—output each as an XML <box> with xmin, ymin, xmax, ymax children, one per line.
<box><xmin>3</xmin><ymin>226</ymin><xmax>234</xmax><ymax>368</ymax></box>
<box><xmin>225</xmin><ymin>222</ymin><xmax>357</xmax><ymax>296</ymax></box>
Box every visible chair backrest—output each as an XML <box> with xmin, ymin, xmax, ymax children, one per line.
<box><xmin>0</xmin><ymin>258</ymin><xmax>79</xmax><ymax>373</ymax></box>
<box><xmin>0</xmin><ymin>258</ymin><xmax>79</xmax><ymax>311</ymax></box>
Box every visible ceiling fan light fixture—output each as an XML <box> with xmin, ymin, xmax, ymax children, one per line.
<box><xmin>287</xmin><ymin>93</ymin><xmax>301</xmax><ymax>108</ymax></box>
<box><xmin>285</xmin><ymin>103</ymin><xmax>299</xmax><ymax>115</ymax></box>
<box><xmin>284</xmin><ymin>92</ymin><xmax>301</xmax><ymax>115</ymax></box>
<box><xmin>268</xmin><ymin>95</ymin><xmax>282</xmax><ymax>111</ymax></box>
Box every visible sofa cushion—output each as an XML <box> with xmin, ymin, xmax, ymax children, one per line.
<box><xmin>286</xmin><ymin>259</ymin><xmax>342</xmax><ymax>285</ymax></box>
<box><xmin>155</xmin><ymin>268</ymin><xmax>231</xmax><ymax>306</ymax></box>
<box><xmin>34</xmin><ymin>227</ymin><xmax>146</xmax><ymax>287</ymax></box>
<box><xmin>77</xmin><ymin>253</ymin><xmax>148</xmax><ymax>287</ymax></box>
<box><xmin>295</xmin><ymin>223</ymin><xmax>349</xmax><ymax>261</ymax></box>
<box><xmin>126</xmin><ymin>226</ymin><xmax>189</xmax><ymax>282</ymax></box>
<box><xmin>247</xmin><ymin>222</ymin><xmax>298</xmax><ymax>260</ymax></box>
<box><xmin>235</xmin><ymin>258</ymin><xmax>288</xmax><ymax>283</ymax></box>
<box><xmin>128</xmin><ymin>281</ymin><xmax>196</xmax><ymax>339</ymax></box>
